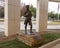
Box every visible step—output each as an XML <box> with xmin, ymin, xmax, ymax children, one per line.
<box><xmin>18</xmin><ymin>32</ymin><xmax>44</xmax><ymax>46</ymax></box>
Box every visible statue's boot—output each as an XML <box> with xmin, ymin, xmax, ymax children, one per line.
<box><xmin>25</xmin><ymin>31</ymin><xmax>27</xmax><ymax>34</ymax></box>
<box><xmin>25</xmin><ymin>28</ymin><xmax>28</xmax><ymax>35</ymax></box>
<box><xmin>30</xmin><ymin>26</ymin><xmax>34</xmax><ymax>35</ymax></box>
<box><xmin>25</xmin><ymin>25</ymin><xmax>27</xmax><ymax>34</ymax></box>
<box><xmin>25</xmin><ymin>29</ymin><xmax>27</xmax><ymax>34</ymax></box>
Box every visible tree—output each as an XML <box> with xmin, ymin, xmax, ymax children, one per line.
<box><xmin>48</xmin><ymin>11</ymin><xmax>60</xmax><ymax>21</ymax></box>
<box><xmin>30</xmin><ymin>5</ymin><xmax>36</xmax><ymax>18</ymax></box>
<box><xmin>48</xmin><ymin>11</ymin><xmax>56</xmax><ymax>21</ymax></box>
<box><xmin>54</xmin><ymin>13</ymin><xmax>58</xmax><ymax>20</ymax></box>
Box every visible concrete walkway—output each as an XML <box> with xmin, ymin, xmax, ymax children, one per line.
<box><xmin>51</xmin><ymin>44</ymin><xmax>60</xmax><ymax>48</ymax></box>
<box><xmin>0</xmin><ymin>21</ymin><xmax>60</xmax><ymax>31</ymax></box>
<box><xmin>39</xmin><ymin>39</ymin><xmax>60</xmax><ymax>48</ymax></box>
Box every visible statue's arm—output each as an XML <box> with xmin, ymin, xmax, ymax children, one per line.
<box><xmin>30</xmin><ymin>11</ymin><xmax>32</xmax><ymax>18</ymax></box>
<box><xmin>24</xmin><ymin>12</ymin><xmax>28</xmax><ymax>17</ymax></box>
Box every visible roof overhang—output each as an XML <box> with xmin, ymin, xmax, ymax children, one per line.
<box><xmin>0</xmin><ymin>0</ymin><xmax>60</xmax><ymax>2</ymax></box>
<box><xmin>49</xmin><ymin>0</ymin><xmax>60</xmax><ymax>2</ymax></box>
<box><xmin>0</xmin><ymin>0</ymin><xmax>5</xmax><ymax>2</ymax></box>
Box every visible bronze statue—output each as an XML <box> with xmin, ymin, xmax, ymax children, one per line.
<box><xmin>24</xmin><ymin>5</ymin><xmax>33</xmax><ymax>34</ymax></box>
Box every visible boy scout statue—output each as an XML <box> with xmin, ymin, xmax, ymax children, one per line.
<box><xmin>24</xmin><ymin>5</ymin><xmax>33</xmax><ymax>34</ymax></box>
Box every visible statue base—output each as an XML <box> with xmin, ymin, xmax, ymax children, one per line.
<box><xmin>18</xmin><ymin>32</ymin><xmax>44</xmax><ymax>46</ymax></box>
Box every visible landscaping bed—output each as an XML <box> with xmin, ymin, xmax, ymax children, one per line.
<box><xmin>0</xmin><ymin>32</ymin><xmax>60</xmax><ymax>48</ymax></box>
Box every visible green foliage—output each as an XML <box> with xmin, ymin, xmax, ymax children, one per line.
<box><xmin>30</xmin><ymin>5</ymin><xmax>36</xmax><ymax>18</ymax></box>
<box><xmin>48</xmin><ymin>11</ymin><xmax>60</xmax><ymax>20</ymax></box>
<box><xmin>42</xmin><ymin>33</ymin><xmax>60</xmax><ymax>44</ymax></box>
<box><xmin>0</xmin><ymin>39</ymin><xmax>37</xmax><ymax>48</ymax></box>
<box><xmin>48</xmin><ymin>11</ymin><xmax>55</xmax><ymax>18</ymax></box>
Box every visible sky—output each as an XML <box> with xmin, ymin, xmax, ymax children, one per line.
<box><xmin>0</xmin><ymin>1</ymin><xmax>4</xmax><ymax>6</ymax></box>
<box><xmin>0</xmin><ymin>0</ymin><xmax>60</xmax><ymax>13</ymax></box>
<box><xmin>21</xmin><ymin>0</ymin><xmax>60</xmax><ymax>13</ymax></box>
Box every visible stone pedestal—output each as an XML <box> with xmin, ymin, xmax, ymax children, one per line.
<box><xmin>18</xmin><ymin>33</ymin><xmax>43</xmax><ymax>46</ymax></box>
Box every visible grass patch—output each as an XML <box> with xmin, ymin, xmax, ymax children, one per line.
<box><xmin>0</xmin><ymin>39</ymin><xmax>30</xmax><ymax>48</ymax></box>
<box><xmin>34</xmin><ymin>32</ymin><xmax>60</xmax><ymax>47</ymax></box>
<box><xmin>0</xmin><ymin>33</ymin><xmax>60</xmax><ymax>48</ymax></box>
<box><xmin>41</xmin><ymin>32</ymin><xmax>60</xmax><ymax>45</ymax></box>
<box><xmin>48</xmin><ymin>22</ymin><xmax>60</xmax><ymax>24</ymax></box>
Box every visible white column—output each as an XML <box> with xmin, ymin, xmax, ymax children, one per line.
<box><xmin>4</xmin><ymin>0</ymin><xmax>20</xmax><ymax>36</ymax></box>
<box><xmin>36</xmin><ymin>0</ymin><xmax>48</xmax><ymax>32</ymax></box>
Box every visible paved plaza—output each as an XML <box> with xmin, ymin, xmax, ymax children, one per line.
<box><xmin>0</xmin><ymin>21</ymin><xmax>60</xmax><ymax>32</ymax></box>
